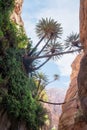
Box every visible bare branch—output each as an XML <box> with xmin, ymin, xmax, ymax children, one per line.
<box><xmin>38</xmin><ymin>97</ymin><xmax>77</xmax><ymax>105</ymax></box>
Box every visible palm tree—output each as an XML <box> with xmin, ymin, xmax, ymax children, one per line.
<box><xmin>36</xmin><ymin>72</ymin><xmax>48</xmax><ymax>88</ymax></box>
<box><xmin>37</xmin><ymin>73</ymin><xmax>59</xmax><ymax>99</ymax></box>
<box><xmin>53</xmin><ymin>74</ymin><xmax>59</xmax><ymax>80</ymax></box>
<box><xmin>23</xmin><ymin>19</ymin><xmax>83</xmax><ymax>74</ymax></box>
<box><xmin>27</xmin><ymin>32</ymin><xmax>82</xmax><ymax>62</ymax></box>
<box><xmin>65</xmin><ymin>32</ymin><xmax>82</xmax><ymax>50</ymax></box>
<box><xmin>28</xmin><ymin>18</ymin><xmax>63</xmax><ymax>56</ymax></box>
<box><xmin>23</xmin><ymin>18</ymin><xmax>63</xmax><ymax>73</ymax></box>
<box><xmin>30</xmin><ymin>41</ymin><xmax>63</xmax><ymax>71</ymax></box>
<box><xmin>33</xmin><ymin>72</ymin><xmax>48</xmax><ymax>99</ymax></box>
<box><xmin>31</xmin><ymin>39</ymin><xmax>63</xmax><ymax>71</ymax></box>
<box><xmin>36</xmin><ymin>18</ymin><xmax>62</xmax><ymax>40</ymax></box>
<box><xmin>44</xmin><ymin>41</ymin><xmax>63</xmax><ymax>60</ymax></box>
<box><xmin>46</xmin><ymin>74</ymin><xmax>59</xmax><ymax>85</ymax></box>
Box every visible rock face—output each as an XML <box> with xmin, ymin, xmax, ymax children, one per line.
<box><xmin>58</xmin><ymin>54</ymin><xmax>83</xmax><ymax>130</ymax></box>
<box><xmin>59</xmin><ymin>0</ymin><xmax>87</xmax><ymax>129</ymax></box>
<box><xmin>10</xmin><ymin>0</ymin><xmax>24</xmax><ymax>26</ymax></box>
<box><xmin>80</xmin><ymin>0</ymin><xmax>87</xmax><ymax>52</ymax></box>
<box><xmin>0</xmin><ymin>108</ymin><xmax>26</xmax><ymax>130</ymax></box>
<box><xmin>78</xmin><ymin>0</ymin><xmax>87</xmax><ymax>117</ymax></box>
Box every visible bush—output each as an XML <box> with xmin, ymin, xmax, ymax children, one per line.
<box><xmin>0</xmin><ymin>48</ymin><xmax>47</xmax><ymax>129</ymax></box>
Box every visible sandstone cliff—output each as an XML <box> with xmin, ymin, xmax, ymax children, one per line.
<box><xmin>58</xmin><ymin>54</ymin><xmax>83</xmax><ymax>130</ymax></box>
<box><xmin>10</xmin><ymin>0</ymin><xmax>24</xmax><ymax>26</ymax></box>
<box><xmin>75</xmin><ymin>0</ymin><xmax>87</xmax><ymax>128</ymax></box>
<box><xmin>72</xmin><ymin>0</ymin><xmax>87</xmax><ymax>125</ymax></box>
<box><xmin>59</xmin><ymin>0</ymin><xmax>87</xmax><ymax>129</ymax></box>
<box><xmin>80</xmin><ymin>0</ymin><xmax>87</xmax><ymax>52</ymax></box>
<box><xmin>78</xmin><ymin>0</ymin><xmax>87</xmax><ymax>116</ymax></box>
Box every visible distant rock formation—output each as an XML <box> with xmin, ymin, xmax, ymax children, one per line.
<box><xmin>44</xmin><ymin>88</ymin><xmax>66</xmax><ymax>130</ymax></box>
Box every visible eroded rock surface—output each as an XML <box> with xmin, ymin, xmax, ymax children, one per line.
<box><xmin>59</xmin><ymin>0</ymin><xmax>87</xmax><ymax>129</ymax></box>
<box><xmin>10</xmin><ymin>0</ymin><xmax>24</xmax><ymax>26</ymax></box>
<box><xmin>58</xmin><ymin>54</ymin><xmax>83</xmax><ymax>130</ymax></box>
<box><xmin>78</xmin><ymin>0</ymin><xmax>87</xmax><ymax>116</ymax></box>
<box><xmin>80</xmin><ymin>0</ymin><xmax>87</xmax><ymax>52</ymax></box>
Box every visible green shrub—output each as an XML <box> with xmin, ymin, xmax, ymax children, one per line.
<box><xmin>0</xmin><ymin>0</ymin><xmax>15</xmax><ymax>13</ymax></box>
<box><xmin>0</xmin><ymin>48</ymin><xmax>47</xmax><ymax>129</ymax></box>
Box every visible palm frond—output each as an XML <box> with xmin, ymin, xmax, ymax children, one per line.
<box><xmin>53</xmin><ymin>74</ymin><xmax>59</xmax><ymax>80</ymax></box>
<box><xmin>34</xmin><ymin>72</ymin><xmax>49</xmax><ymax>86</ymax></box>
<box><xmin>36</xmin><ymin>17</ymin><xmax>63</xmax><ymax>41</ymax></box>
<box><xmin>64</xmin><ymin>32</ymin><xmax>82</xmax><ymax>51</ymax></box>
<box><xmin>44</xmin><ymin>41</ymin><xmax>63</xmax><ymax>60</ymax></box>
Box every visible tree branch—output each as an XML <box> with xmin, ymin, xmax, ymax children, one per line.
<box><xmin>31</xmin><ymin>57</ymin><xmax>51</xmax><ymax>71</ymax></box>
<box><xmin>38</xmin><ymin>97</ymin><xmax>77</xmax><ymax>105</ymax></box>
<box><xmin>27</xmin><ymin>49</ymin><xmax>82</xmax><ymax>60</ymax></box>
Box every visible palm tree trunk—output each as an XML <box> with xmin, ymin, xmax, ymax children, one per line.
<box><xmin>38</xmin><ymin>87</ymin><xmax>45</xmax><ymax>99</ymax></box>
<box><xmin>32</xmin><ymin>57</ymin><xmax>51</xmax><ymax>71</ymax></box>
<box><xmin>36</xmin><ymin>37</ymin><xmax>51</xmax><ymax>56</ymax></box>
<box><xmin>28</xmin><ymin>35</ymin><xmax>45</xmax><ymax>56</ymax></box>
<box><xmin>36</xmin><ymin>79</ymin><xmax>41</xmax><ymax>97</ymax></box>
<box><xmin>28</xmin><ymin>48</ymin><xmax>81</xmax><ymax>60</ymax></box>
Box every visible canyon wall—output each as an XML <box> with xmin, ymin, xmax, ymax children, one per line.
<box><xmin>78</xmin><ymin>0</ymin><xmax>87</xmax><ymax>116</ymax></box>
<box><xmin>80</xmin><ymin>0</ymin><xmax>87</xmax><ymax>52</ymax></box>
<box><xmin>73</xmin><ymin>0</ymin><xmax>87</xmax><ymax>128</ymax></box>
<box><xmin>59</xmin><ymin>0</ymin><xmax>87</xmax><ymax>129</ymax></box>
<box><xmin>58</xmin><ymin>54</ymin><xmax>83</xmax><ymax>130</ymax></box>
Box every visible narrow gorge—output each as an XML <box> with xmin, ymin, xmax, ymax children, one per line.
<box><xmin>0</xmin><ymin>0</ymin><xmax>87</xmax><ymax>130</ymax></box>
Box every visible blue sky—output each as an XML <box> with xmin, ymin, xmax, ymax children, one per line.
<box><xmin>22</xmin><ymin>0</ymin><xmax>80</xmax><ymax>90</ymax></box>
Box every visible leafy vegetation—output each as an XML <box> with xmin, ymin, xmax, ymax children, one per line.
<box><xmin>0</xmin><ymin>1</ymin><xmax>49</xmax><ymax>130</ymax></box>
<box><xmin>0</xmin><ymin>47</ymin><xmax>48</xmax><ymax>129</ymax></box>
